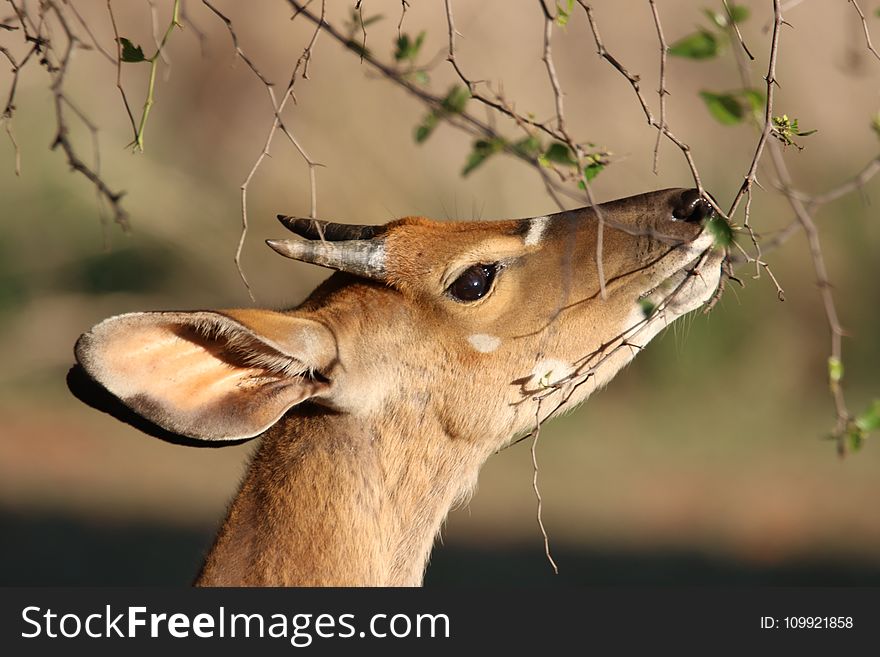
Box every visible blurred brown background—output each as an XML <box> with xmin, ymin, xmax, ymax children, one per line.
<box><xmin>1</xmin><ymin>0</ymin><xmax>879</xmax><ymax>585</ymax></box>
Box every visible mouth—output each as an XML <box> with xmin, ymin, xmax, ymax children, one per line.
<box><xmin>637</xmin><ymin>231</ymin><xmax>725</xmax><ymax>318</ymax></box>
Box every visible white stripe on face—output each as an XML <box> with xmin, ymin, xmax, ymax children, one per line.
<box><xmin>523</xmin><ymin>216</ymin><xmax>550</xmax><ymax>247</ymax></box>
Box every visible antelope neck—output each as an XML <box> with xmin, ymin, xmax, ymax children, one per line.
<box><xmin>195</xmin><ymin>404</ymin><xmax>489</xmax><ymax>586</ymax></box>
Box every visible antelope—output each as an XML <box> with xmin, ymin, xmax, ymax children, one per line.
<box><xmin>69</xmin><ymin>187</ymin><xmax>723</xmax><ymax>586</ymax></box>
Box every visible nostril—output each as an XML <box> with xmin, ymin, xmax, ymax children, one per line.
<box><xmin>672</xmin><ymin>189</ymin><xmax>714</xmax><ymax>224</ymax></box>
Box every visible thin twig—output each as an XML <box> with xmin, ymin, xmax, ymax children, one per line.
<box><xmin>723</xmin><ymin>6</ymin><xmax>770</xmax><ymax>281</ymax></box>
<box><xmin>729</xmin><ymin>154</ymin><xmax>880</xmax><ymax>260</ymax></box>
<box><xmin>133</xmin><ymin>0</ymin><xmax>181</xmax><ymax>151</ymax></box>
<box><xmin>41</xmin><ymin>0</ymin><xmax>129</xmax><ymax>229</ymax></box>
<box><xmin>577</xmin><ymin>1</ymin><xmax>707</xmax><ymax>200</ymax></box>
<box><xmin>1</xmin><ymin>42</ymin><xmax>38</xmax><ymax>116</ymax></box>
<box><xmin>1</xmin><ymin>39</ymin><xmax>37</xmax><ymax>176</ymax></box>
<box><xmin>530</xmin><ymin>400</ymin><xmax>558</xmax><ymax>575</ymax></box>
<box><xmin>289</xmin><ymin>0</ymin><xmax>585</xmax><ymax>205</ymax></box>
<box><xmin>647</xmin><ymin>0</ymin><xmax>668</xmax><ymax>173</ymax></box>
<box><xmin>397</xmin><ymin>0</ymin><xmax>409</xmax><ymax>37</ymax></box>
<box><xmin>443</xmin><ymin>0</ymin><xmax>572</xmax><ymax>145</ymax></box>
<box><xmin>63</xmin><ymin>0</ymin><xmax>115</xmax><ymax>63</ymax></box>
<box><xmin>106</xmin><ymin>0</ymin><xmax>138</xmax><ymax>141</ymax></box>
<box><xmin>722</xmin><ymin>0</ymin><xmax>754</xmax><ymax>60</ymax></box>
<box><xmin>2</xmin><ymin>118</ymin><xmax>20</xmax><ymax>175</ymax></box>
<box><xmin>537</xmin><ymin>2</ymin><xmax>608</xmax><ymax>298</ymax></box>
<box><xmin>769</xmin><ymin>140</ymin><xmax>850</xmax><ymax>444</ymax></box>
<box><xmin>201</xmin><ymin>0</ymin><xmax>272</xmax><ymax>86</ymax></box>
<box><xmin>725</xmin><ymin>0</ymin><xmax>783</xmax><ymax>222</ymax></box>
<box><xmin>848</xmin><ymin>0</ymin><xmax>880</xmax><ymax>63</ymax></box>
<box><xmin>206</xmin><ymin>0</ymin><xmax>324</xmax><ymax>297</ymax></box>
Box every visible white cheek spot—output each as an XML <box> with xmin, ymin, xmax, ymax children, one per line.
<box><xmin>523</xmin><ymin>216</ymin><xmax>550</xmax><ymax>247</ymax></box>
<box><xmin>530</xmin><ymin>359</ymin><xmax>575</xmax><ymax>388</ymax></box>
<box><xmin>468</xmin><ymin>333</ymin><xmax>501</xmax><ymax>353</ymax></box>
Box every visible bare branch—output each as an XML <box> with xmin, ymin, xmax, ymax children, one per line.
<box><xmin>64</xmin><ymin>0</ymin><xmax>116</xmax><ymax>64</ymax></box>
<box><xmin>179</xmin><ymin>0</ymin><xmax>208</xmax><ymax>56</ymax></box>
<box><xmin>722</xmin><ymin>0</ymin><xmax>754</xmax><ymax>60</ymax></box>
<box><xmin>43</xmin><ymin>1</ymin><xmax>129</xmax><ymax>228</ymax></box>
<box><xmin>205</xmin><ymin>0</ymin><xmax>325</xmax><ymax>298</ymax></box>
<box><xmin>577</xmin><ymin>1</ymin><xmax>707</xmax><ymax>199</ymax></box>
<box><xmin>530</xmin><ymin>399</ymin><xmax>558</xmax><ymax>575</ymax></box>
<box><xmin>769</xmin><ymin>140</ymin><xmax>850</xmax><ymax>443</ymax></box>
<box><xmin>847</xmin><ymin>0</ymin><xmax>880</xmax><ymax>63</ymax></box>
<box><xmin>2</xmin><ymin>117</ymin><xmax>20</xmax><ymax>175</ymax></box>
<box><xmin>725</xmin><ymin>0</ymin><xmax>783</xmax><ymax>221</ymax></box>
<box><xmin>647</xmin><ymin>0</ymin><xmax>668</xmax><ymax>174</ymax></box>
<box><xmin>397</xmin><ymin>0</ymin><xmax>409</xmax><ymax>37</ymax></box>
<box><xmin>106</xmin><ymin>0</ymin><xmax>138</xmax><ymax>141</ymax></box>
<box><xmin>289</xmin><ymin>0</ymin><xmax>584</xmax><ymax>204</ymax></box>
<box><xmin>442</xmin><ymin>0</ymin><xmax>566</xmax><ymax>144</ymax></box>
<box><xmin>732</xmin><ymin>154</ymin><xmax>880</xmax><ymax>259</ymax></box>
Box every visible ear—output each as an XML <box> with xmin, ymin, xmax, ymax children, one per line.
<box><xmin>74</xmin><ymin>309</ymin><xmax>337</xmax><ymax>442</ymax></box>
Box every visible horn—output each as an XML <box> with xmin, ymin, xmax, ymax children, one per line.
<box><xmin>277</xmin><ymin>215</ymin><xmax>383</xmax><ymax>241</ymax></box>
<box><xmin>266</xmin><ymin>237</ymin><xmax>386</xmax><ymax>280</ymax></box>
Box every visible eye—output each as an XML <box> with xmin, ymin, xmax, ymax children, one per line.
<box><xmin>447</xmin><ymin>264</ymin><xmax>498</xmax><ymax>302</ymax></box>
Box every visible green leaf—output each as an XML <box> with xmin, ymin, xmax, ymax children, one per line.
<box><xmin>847</xmin><ymin>426</ymin><xmax>866</xmax><ymax>453</ymax></box>
<box><xmin>772</xmin><ymin>114</ymin><xmax>817</xmax><ymax>149</ymax></box>
<box><xmin>118</xmin><ymin>37</ymin><xmax>145</xmax><ymax>63</ymax></box>
<box><xmin>406</xmin><ymin>70</ymin><xmax>430</xmax><ymax>85</ymax></box>
<box><xmin>441</xmin><ymin>85</ymin><xmax>470</xmax><ymax>114</ymax></box>
<box><xmin>414</xmin><ymin>112</ymin><xmax>439</xmax><ymax>143</ymax></box>
<box><xmin>706</xmin><ymin>214</ymin><xmax>734</xmax><ymax>247</ymax></box>
<box><xmin>704</xmin><ymin>5</ymin><xmax>749</xmax><ymax>29</ymax></box>
<box><xmin>583</xmin><ymin>159</ymin><xmax>605</xmax><ymax>181</ymax></box>
<box><xmin>361</xmin><ymin>13</ymin><xmax>384</xmax><ymax>28</ymax></box>
<box><xmin>742</xmin><ymin>88</ymin><xmax>765</xmax><ymax>112</ymax></box>
<box><xmin>540</xmin><ymin>142</ymin><xmax>578</xmax><ymax>167</ymax></box>
<box><xmin>668</xmin><ymin>30</ymin><xmax>718</xmax><ymax>59</ymax></box>
<box><xmin>703</xmin><ymin>8</ymin><xmax>726</xmax><ymax>29</ymax></box>
<box><xmin>414</xmin><ymin>86</ymin><xmax>470</xmax><ymax>143</ymax></box>
<box><xmin>728</xmin><ymin>4</ymin><xmax>749</xmax><ymax>23</ymax></box>
<box><xmin>576</xmin><ymin>153</ymin><xmax>608</xmax><ymax>188</ymax></box>
<box><xmin>395</xmin><ymin>31</ymin><xmax>426</xmax><ymax>62</ymax></box>
<box><xmin>828</xmin><ymin>356</ymin><xmax>844</xmax><ymax>384</ymax></box>
<box><xmin>512</xmin><ymin>135</ymin><xmax>542</xmax><ymax>158</ymax></box>
<box><xmin>556</xmin><ymin>0</ymin><xmax>575</xmax><ymax>26</ymax></box>
<box><xmin>462</xmin><ymin>138</ymin><xmax>506</xmax><ymax>176</ymax></box>
<box><xmin>395</xmin><ymin>34</ymin><xmax>411</xmax><ymax>61</ymax></box>
<box><xmin>639</xmin><ymin>298</ymin><xmax>657</xmax><ymax>319</ymax></box>
<box><xmin>700</xmin><ymin>91</ymin><xmax>745</xmax><ymax>125</ymax></box>
<box><xmin>855</xmin><ymin>399</ymin><xmax>880</xmax><ymax>432</ymax></box>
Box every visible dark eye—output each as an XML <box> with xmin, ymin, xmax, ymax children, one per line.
<box><xmin>447</xmin><ymin>264</ymin><xmax>498</xmax><ymax>302</ymax></box>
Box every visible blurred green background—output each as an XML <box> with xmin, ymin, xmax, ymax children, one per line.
<box><xmin>1</xmin><ymin>0</ymin><xmax>879</xmax><ymax>586</ymax></box>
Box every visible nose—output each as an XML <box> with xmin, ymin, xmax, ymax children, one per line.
<box><xmin>672</xmin><ymin>189</ymin><xmax>714</xmax><ymax>224</ymax></box>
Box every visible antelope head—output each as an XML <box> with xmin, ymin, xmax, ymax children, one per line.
<box><xmin>71</xmin><ymin>187</ymin><xmax>723</xmax><ymax>586</ymax></box>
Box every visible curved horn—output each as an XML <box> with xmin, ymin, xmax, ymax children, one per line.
<box><xmin>266</xmin><ymin>237</ymin><xmax>386</xmax><ymax>280</ymax></box>
<box><xmin>277</xmin><ymin>215</ymin><xmax>383</xmax><ymax>241</ymax></box>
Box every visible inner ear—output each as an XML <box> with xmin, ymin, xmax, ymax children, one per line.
<box><xmin>74</xmin><ymin>310</ymin><xmax>337</xmax><ymax>442</ymax></box>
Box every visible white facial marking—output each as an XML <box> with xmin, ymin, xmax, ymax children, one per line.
<box><xmin>530</xmin><ymin>358</ymin><xmax>575</xmax><ymax>388</ymax></box>
<box><xmin>523</xmin><ymin>216</ymin><xmax>550</xmax><ymax>247</ymax></box>
<box><xmin>468</xmin><ymin>333</ymin><xmax>501</xmax><ymax>353</ymax></box>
